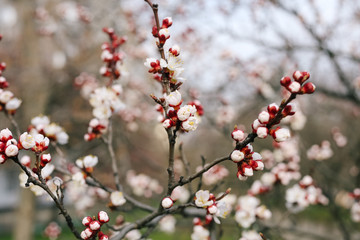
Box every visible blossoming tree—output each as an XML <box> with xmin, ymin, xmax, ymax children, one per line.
<box><xmin>0</xmin><ymin>0</ymin><xmax>359</xmax><ymax>240</ymax></box>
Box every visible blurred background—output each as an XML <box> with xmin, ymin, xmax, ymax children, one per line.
<box><xmin>0</xmin><ymin>0</ymin><xmax>360</xmax><ymax>239</ymax></box>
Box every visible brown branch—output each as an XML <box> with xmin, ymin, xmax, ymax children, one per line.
<box><xmin>11</xmin><ymin>156</ymin><xmax>81</xmax><ymax>239</ymax></box>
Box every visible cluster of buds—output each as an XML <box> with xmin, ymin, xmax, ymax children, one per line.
<box><xmin>285</xmin><ymin>175</ymin><xmax>328</xmax><ymax>213</ymax></box>
<box><xmin>349</xmin><ymin>188</ymin><xmax>360</xmax><ymax>222</ymax></box>
<box><xmin>0</xmin><ymin>38</ymin><xmax>22</xmax><ymax>114</ymax></box>
<box><xmin>99</xmin><ymin>28</ymin><xmax>126</xmax><ymax>82</ymax></box>
<box><xmin>80</xmin><ymin>211</ymin><xmax>109</xmax><ymax>240</ymax></box>
<box><xmin>252</xmin><ymin>103</ymin><xmax>291</xmax><ymax>142</ymax></box>
<box><xmin>28</xmin><ymin>115</ymin><xmax>69</xmax><ymax>145</ymax></box>
<box><xmin>0</xmin><ymin>128</ymin><xmax>50</xmax><ymax>165</ymax></box>
<box><xmin>281</xmin><ymin>71</ymin><xmax>315</xmax><ymax>94</ymax></box>
<box><xmin>230</xmin><ymin>144</ymin><xmax>264</xmax><ymax>181</ymax></box>
<box><xmin>306</xmin><ymin>140</ymin><xmax>333</xmax><ymax>161</ymax></box>
<box><xmin>84</xmin><ymin>118</ymin><xmax>108</xmax><ymax>141</ymax></box>
<box><xmin>161</xmin><ymin>90</ymin><xmax>202</xmax><ymax>132</ymax></box>
<box><xmin>193</xmin><ymin>190</ymin><xmax>231</xmax><ymax>221</ymax></box>
<box><xmin>152</xmin><ymin>17</ymin><xmax>172</xmax><ymax>46</ymax></box>
<box><xmin>235</xmin><ymin>194</ymin><xmax>272</xmax><ymax>228</ymax></box>
<box><xmin>126</xmin><ymin>170</ymin><xmax>163</xmax><ymax>198</ymax></box>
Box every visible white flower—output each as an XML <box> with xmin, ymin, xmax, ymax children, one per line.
<box><xmin>273</xmin><ymin>128</ymin><xmax>290</xmax><ymax>142</ymax></box>
<box><xmin>239</xmin><ymin>230</ymin><xmax>262</xmax><ymax>240</ymax></box>
<box><xmin>195</xmin><ymin>190</ymin><xmax>213</xmax><ymax>208</ymax></box>
<box><xmin>161</xmin><ymin>197</ymin><xmax>174</xmax><ymax>209</ymax></box>
<box><xmin>258</xmin><ymin>111</ymin><xmax>270</xmax><ymax>124</ymax></box>
<box><xmin>5</xmin><ymin>144</ymin><xmax>18</xmax><ymax>157</ymax></box>
<box><xmin>83</xmin><ymin>155</ymin><xmax>98</xmax><ymax>168</ymax></box>
<box><xmin>256</xmin><ymin>127</ymin><xmax>268</xmax><ymax>139</ymax></box>
<box><xmin>41</xmin><ymin>163</ymin><xmax>55</xmax><ymax>178</ymax></box>
<box><xmin>5</xmin><ymin>97</ymin><xmax>22</xmax><ymax>111</ymax></box>
<box><xmin>232</xmin><ymin>129</ymin><xmax>245</xmax><ymax>142</ymax></box>
<box><xmin>171</xmin><ymin>186</ymin><xmax>190</xmax><ymax>203</ymax></box>
<box><xmin>255</xmin><ymin>205</ymin><xmax>272</xmax><ymax>219</ymax></box>
<box><xmin>159</xmin><ymin>215</ymin><xmax>176</xmax><ymax>233</ymax></box>
<box><xmin>31</xmin><ymin>115</ymin><xmax>50</xmax><ymax>128</ymax></box>
<box><xmin>56</xmin><ymin>131</ymin><xmax>69</xmax><ymax>145</ymax></box>
<box><xmin>93</xmin><ymin>106</ymin><xmax>112</xmax><ymax>119</ymax></box>
<box><xmin>0</xmin><ymin>128</ymin><xmax>13</xmax><ymax>141</ymax></box>
<box><xmin>177</xmin><ymin>105</ymin><xmax>197</xmax><ymax>121</ymax></box>
<box><xmin>208</xmin><ymin>204</ymin><xmax>218</xmax><ymax>215</ymax></box>
<box><xmin>182</xmin><ymin>116</ymin><xmax>199</xmax><ymax>131</ymax></box>
<box><xmin>20</xmin><ymin>132</ymin><xmax>35</xmax><ymax>149</ymax></box>
<box><xmin>0</xmin><ymin>90</ymin><xmax>14</xmax><ymax>103</ymax></box>
<box><xmin>110</xmin><ymin>191</ymin><xmax>126</xmax><ymax>206</ymax></box>
<box><xmin>288</xmin><ymin>81</ymin><xmax>301</xmax><ymax>93</ymax></box>
<box><xmin>72</xmin><ymin>172</ymin><xmax>85</xmax><ymax>185</ymax></box>
<box><xmin>285</xmin><ymin>184</ymin><xmax>308</xmax><ymax>212</ymax></box>
<box><xmin>165</xmin><ymin>90</ymin><xmax>182</xmax><ymax>106</ymax></box>
<box><xmin>235</xmin><ymin>210</ymin><xmax>256</xmax><ymax>228</ymax></box>
<box><xmin>231</xmin><ymin>150</ymin><xmax>244</xmax><ymax>163</ymax></box>
<box><xmin>191</xmin><ymin>225</ymin><xmax>209</xmax><ymax>240</ymax></box>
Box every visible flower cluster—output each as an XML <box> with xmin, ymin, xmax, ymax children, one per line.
<box><xmin>99</xmin><ymin>27</ymin><xmax>126</xmax><ymax>82</ymax></box>
<box><xmin>235</xmin><ymin>194</ymin><xmax>271</xmax><ymax>228</ymax></box>
<box><xmin>44</xmin><ymin>222</ymin><xmax>62</xmax><ymax>240</ymax></box>
<box><xmin>230</xmin><ymin>144</ymin><xmax>264</xmax><ymax>181</ymax></box>
<box><xmin>152</xmin><ymin>17</ymin><xmax>172</xmax><ymax>46</ymax></box>
<box><xmin>0</xmin><ymin>128</ymin><xmax>50</xmax><ymax>165</ymax></box>
<box><xmin>307</xmin><ymin>140</ymin><xmax>333</xmax><ymax>161</ymax></box>
<box><xmin>28</xmin><ymin>115</ymin><xmax>69</xmax><ymax>145</ymax></box>
<box><xmin>239</xmin><ymin>230</ymin><xmax>263</xmax><ymax>240</ymax></box>
<box><xmin>280</xmin><ymin>71</ymin><xmax>315</xmax><ymax>94</ymax></box>
<box><xmin>193</xmin><ymin>190</ymin><xmax>232</xmax><ymax>224</ymax></box>
<box><xmin>160</xmin><ymin>90</ymin><xmax>202</xmax><ymax>132</ymax></box>
<box><xmin>80</xmin><ymin>211</ymin><xmax>109</xmax><ymax>240</ymax></box>
<box><xmin>349</xmin><ymin>188</ymin><xmax>360</xmax><ymax>222</ymax></box>
<box><xmin>252</xmin><ymin>103</ymin><xmax>291</xmax><ymax>141</ymax></box>
<box><xmin>126</xmin><ymin>170</ymin><xmax>163</xmax><ymax>198</ymax></box>
<box><xmin>197</xmin><ymin>164</ymin><xmax>229</xmax><ymax>186</ymax></box>
<box><xmin>285</xmin><ymin>175</ymin><xmax>328</xmax><ymax>213</ymax></box>
<box><xmin>0</xmin><ymin>41</ymin><xmax>22</xmax><ymax>114</ymax></box>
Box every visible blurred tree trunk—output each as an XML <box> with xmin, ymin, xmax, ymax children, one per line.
<box><xmin>13</xmin><ymin>1</ymin><xmax>50</xmax><ymax>240</ymax></box>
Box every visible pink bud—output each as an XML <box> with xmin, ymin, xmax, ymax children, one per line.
<box><xmin>80</xmin><ymin>230</ymin><xmax>88</xmax><ymax>239</ymax></box>
<box><xmin>280</xmin><ymin>76</ymin><xmax>291</xmax><ymax>87</ymax></box>
<box><xmin>162</xmin><ymin>119</ymin><xmax>174</xmax><ymax>129</ymax></box>
<box><xmin>272</xmin><ymin>128</ymin><xmax>290</xmax><ymax>142</ymax></box>
<box><xmin>243</xmin><ymin>165</ymin><xmax>254</xmax><ymax>177</ymax></box>
<box><xmin>161</xmin><ymin>197</ymin><xmax>173</xmax><ymax>209</ymax></box>
<box><xmin>237</xmin><ymin>171</ymin><xmax>248</xmax><ymax>181</ymax></box>
<box><xmin>207</xmin><ymin>204</ymin><xmax>218</xmax><ymax>215</ymax></box>
<box><xmin>301</xmin><ymin>82</ymin><xmax>316</xmax><ymax>94</ymax></box>
<box><xmin>256</xmin><ymin>127</ymin><xmax>268</xmax><ymax>139</ymax></box>
<box><xmin>0</xmin><ymin>154</ymin><xmax>6</xmax><ymax>164</ymax></box>
<box><xmin>230</xmin><ymin>150</ymin><xmax>244</xmax><ymax>163</ymax></box>
<box><xmin>99</xmin><ymin>235</ymin><xmax>109</xmax><ymax>240</ymax></box>
<box><xmin>287</xmin><ymin>81</ymin><xmax>301</xmax><ymax>93</ymax></box>
<box><xmin>82</xmin><ymin>216</ymin><xmax>92</xmax><ymax>226</ymax></box>
<box><xmin>283</xmin><ymin>102</ymin><xmax>296</xmax><ymax>116</ymax></box>
<box><xmin>162</xmin><ymin>17</ymin><xmax>173</xmax><ymax>28</ymax></box>
<box><xmin>255</xmin><ymin>160</ymin><xmax>264</xmax><ymax>171</ymax></box>
<box><xmin>231</xmin><ymin>128</ymin><xmax>245</xmax><ymax>142</ymax></box>
<box><xmin>258</xmin><ymin>111</ymin><xmax>270</xmax><ymax>124</ymax></box>
<box><xmin>89</xmin><ymin>220</ymin><xmax>101</xmax><ymax>231</ymax></box>
<box><xmin>5</xmin><ymin>144</ymin><xmax>18</xmax><ymax>157</ymax></box>
<box><xmin>193</xmin><ymin>217</ymin><xmax>202</xmax><ymax>225</ymax></box>
<box><xmin>98</xmin><ymin>211</ymin><xmax>109</xmax><ymax>223</ymax></box>
<box><xmin>84</xmin><ymin>228</ymin><xmax>93</xmax><ymax>238</ymax></box>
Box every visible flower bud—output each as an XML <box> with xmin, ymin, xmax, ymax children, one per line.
<box><xmin>0</xmin><ymin>154</ymin><xmax>6</xmax><ymax>164</ymax></box>
<box><xmin>237</xmin><ymin>171</ymin><xmax>248</xmax><ymax>181</ymax></box>
<box><xmin>258</xmin><ymin>111</ymin><xmax>270</xmax><ymax>124</ymax></box>
<box><xmin>272</xmin><ymin>128</ymin><xmax>290</xmax><ymax>142</ymax></box>
<box><xmin>169</xmin><ymin>44</ymin><xmax>180</xmax><ymax>56</ymax></box>
<box><xmin>231</xmin><ymin>128</ymin><xmax>245</xmax><ymax>142</ymax></box>
<box><xmin>287</xmin><ymin>81</ymin><xmax>301</xmax><ymax>93</ymax></box>
<box><xmin>207</xmin><ymin>204</ymin><xmax>218</xmax><ymax>215</ymax></box>
<box><xmin>98</xmin><ymin>211</ymin><xmax>109</xmax><ymax>223</ymax></box>
<box><xmin>230</xmin><ymin>150</ymin><xmax>244</xmax><ymax>163</ymax></box>
<box><xmin>280</xmin><ymin>76</ymin><xmax>291</xmax><ymax>87</ymax></box>
<box><xmin>162</xmin><ymin>17</ymin><xmax>173</xmax><ymax>28</ymax></box>
<box><xmin>89</xmin><ymin>220</ymin><xmax>101</xmax><ymax>231</ymax></box>
<box><xmin>5</xmin><ymin>144</ymin><xmax>18</xmax><ymax>157</ymax></box>
<box><xmin>162</xmin><ymin>119</ymin><xmax>174</xmax><ymax>129</ymax></box>
<box><xmin>161</xmin><ymin>197</ymin><xmax>173</xmax><ymax>209</ymax></box>
<box><xmin>256</xmin><ymin>127</ymin><xmax>268</xmax><ymax>139</ymax></box>
<box><xmin>301</xmin><ymin>82</ymin><xmax>316</xmax><ymax>94</ymax></box>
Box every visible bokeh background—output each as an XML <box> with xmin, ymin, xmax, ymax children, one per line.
<box><xmin>0</xmin><ymin>0</ymin><xmax>360</xmax><ymax>239</ymax></box>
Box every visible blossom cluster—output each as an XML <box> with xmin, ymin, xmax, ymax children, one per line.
<box><xmin>280</xmin><ymin>71</ymin><xmax>315</xmax><ymax>94</ymax></box>
<box><xmin>235</xmin><ymin>194</ymin><xmax>271</xmax><ymax>228</ymax></box>
<box><xmin>160</xmin><ymin>90</ymin><xmax>203</xmax><ymax>132</ymax></box>
<box><xmin>285</xmin><ymin>175</ymin><xmax>329</xmax><ymax>213</ymax></box>
<box><xmin>28</xmin><ymin>115</ymin><xmax>69</xmax><ymax>145</ymax></box>
<box><xmin>0</xmin><ymin>128</ymin><xmax>50</xmax><ymax>165</ymax></box>
<box><xmin>307</xmin><ymin>140</ymin><xmax>333</xmax><ymax>161</ymax></box>
<box><xmin>99</xmin><ymin>27</ymin><xmax>126</xmax><ymax>82</ymax></box>
<box><xmin>126</xmin><ymin>170</ymin><xmax>163</xmax><ymax>198</ymax></box>
<box><xmin>0</xmin><ymin>44</ymin><xmax>22</xmax><ymax>114</ymax></box>
<box><xmin>252</xmin><ymin>102</ymin><xmax>291</xmax><ymax>141</ymax></box>
<box><xmin>80</xmin><ymin>211</ymin><xmax>110</xmax><ymax>240</ymax></box>
<box><xmin>230</xmin><ymin>143</ymin><xmax>264</xmax><ymax>181</ymax></box>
